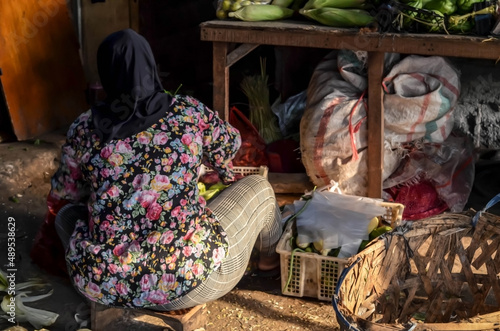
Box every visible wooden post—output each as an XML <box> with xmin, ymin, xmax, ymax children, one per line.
<box><xmin>367</xmin><ymin>51</ymin><xmax>385</xmax><ymax>199</ymax></box>
<box><xmin>212</xmin><ymin>42</ymin><xmax>230</xmax><ymax>121</ymax></box>
<box><xmin>211</xmin><ymin>42</ymin><xmax>259</xmax><ymax>121</ymax></box>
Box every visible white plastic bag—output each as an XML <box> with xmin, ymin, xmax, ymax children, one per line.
<box><xmin>294</xmin><ymin>190</ymin><xmax>387</xmax><ymax>257</ymax></box>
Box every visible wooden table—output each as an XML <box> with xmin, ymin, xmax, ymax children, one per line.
<box><xmin>200</xmin><ymin>19</ymin><xmax>500</xmax><ymax>198</ymax></box>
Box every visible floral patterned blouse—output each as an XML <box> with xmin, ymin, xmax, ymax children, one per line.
<box><xmin>50</xmin><ymin>95</ymin><xmax>241</xmax><ymax>307</ymax></box>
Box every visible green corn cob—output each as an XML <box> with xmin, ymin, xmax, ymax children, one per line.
<box><xmin>300</xmin><ymin>7</ymin><xmax>374</xmax><ymax>27</ymax></box>
<box><xmin>302</xmin><ymin>0</ymin><xmax>369</xmax><ymax>10</ymax></box>
<box><xmin>228</xmin><ymin>4</ymin><xmax>294</xmax><ymax>21</ymax></box>
<box><xmin>271</xmin><ymin>0</ymin><xmax>295</xmax><ymax>7</ymax></box>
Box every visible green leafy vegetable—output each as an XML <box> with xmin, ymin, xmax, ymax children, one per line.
<box><xmin>424</xmin><ymin>0</ymin><xmax>457</xmax><ymax>14</ymax></box>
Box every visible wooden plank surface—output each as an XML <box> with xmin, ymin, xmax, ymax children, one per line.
<box><xmin>268</xmin><ymin>172</ymin><xmax>314</xmax><ymax>194</ymax></box>
<box><xmin>0</xmin><ymin>1</ymin><xmax>87</xmax><ymax>140</ymax></box>
<box><xmin>201</xmin><ymin>20</ymin><xmax>500</xmax><ymax>60</ymax></box>
<box><xmin>226</xmin><ymin>43</ymin><xmax>259</xmax><ymax>67</ymax></box>
<box><xmin>91</xmin><ymin>301</ymin><xmax>207</xmax><ymax>331</ymax></box>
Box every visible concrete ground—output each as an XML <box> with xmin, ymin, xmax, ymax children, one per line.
<box><xmin>0</xmin><ymin>130</ymin><xmax>89</xmax><ymax>331</ymax></box>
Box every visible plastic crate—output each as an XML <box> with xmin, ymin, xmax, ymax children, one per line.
<box><xmin>277</xmin><ymin>220</ymin><xmax>347</xmax><ymax>302</ymax></box>
<box><xmin>200</xmin><ymin>165</ymin><xmax>268</xmax><ymax>179</ymax></box>
<box><xmin>233</xmin><ymin>165</ymin><xmax>268</xmax><ymax>178</ymax></box>
<box><xmin>277</xmin><ymin>201</ymin><xmax>404</xmax><ymax>302</ymax></box>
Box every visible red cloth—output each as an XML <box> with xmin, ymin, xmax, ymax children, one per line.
<box><xmin>30</xmin><ymin>194</ymin><xmax>70</xmax><ymax>278</ymax></box>
<box><xmin>385</xmin><ymin>180</ymin><xmax>449</xmax><ymax>221</ymax></box>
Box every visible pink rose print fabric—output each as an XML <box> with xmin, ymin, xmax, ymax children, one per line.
<box><xmin>50</xmin><ymin>95</ymin><xmax>241</xmax><ymax>307</ymax></box>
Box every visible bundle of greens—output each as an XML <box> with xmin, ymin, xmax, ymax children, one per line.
<box><xmin>240</xmin><ymin>57</ymin><xmax>282</xmax><ymax>144</ymax></box>
<box><xmin>395</xmin><ymin>0</ymin><xmax>496</xmax><ymax>33</ymax></box>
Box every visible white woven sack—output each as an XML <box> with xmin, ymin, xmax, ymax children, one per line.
<box><xmin>301</xmin><ymin>51</ymin><xmax>400</xmax><ymax>195</ymax></box>
<box><xmin>383</xmin><ymin>55</ymin><xmax>460</xmax><ymax>145</ymax></box>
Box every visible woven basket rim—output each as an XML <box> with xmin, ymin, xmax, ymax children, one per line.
<box><xmin>333</xmin><ymin>210</ymin><xmax>500</xmax><ymax>330</ymax></box>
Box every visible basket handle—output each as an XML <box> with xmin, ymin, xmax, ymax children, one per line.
<box><xmin>471</xmin><ymin>193</ymin><xmax>500</xmax><ymax>227</ymax></box>
<box><xmin>332</xmin><ymin>257</ymin><xmax>363</xmax><ymax>331</ymax></box>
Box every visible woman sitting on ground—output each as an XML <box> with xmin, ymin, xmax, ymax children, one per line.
<box><xmin>49</xmin><ymin>28</ymin><xmax>281</xmax><ymax>310</ymax></box>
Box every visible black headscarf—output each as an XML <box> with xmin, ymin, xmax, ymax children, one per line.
<box><xmin>91</xmin><ymin>29</ymin><xmax>172</xmax><ymax>143</ymax></box>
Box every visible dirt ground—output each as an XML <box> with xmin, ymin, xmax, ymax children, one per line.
<box><xmin>0</xmin><ymin>132</ymin><xmax>340</xmax><ymax>331</ymax></box>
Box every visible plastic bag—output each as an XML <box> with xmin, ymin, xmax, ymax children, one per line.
<box><xmin>229</xmin><ymin>106</ymin><xmax>269</xmax><ymax>167</ymax></box>
<box><xmin>384</xmin><ymin>180</ymin><xmax>448</xmax><ymax>220</ymax></box>
<box><xmin>383</xmin><ymin>133</ymin><xmax>475</xmax><ymax>218</ymax></box>
<box><xmin>271</xmin><ymin>90</ymin><xmax>307</xmax><ymax>138</ymax></box>
<box><xmin>294</xmin><ymin>189</ymin><xmax>387</xmax><ymax>258</ymax></box>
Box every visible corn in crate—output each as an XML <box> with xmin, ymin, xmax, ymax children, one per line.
<box><xmin>198</xmin><ymin>165</ymin><xmax>268</xmax><ymax>201</ymax></box>
<box><xmin>333</xmin><ymin>194</ymin><xmax>500</xmax><ymax>331</ymax></box>
<box><xmin>277</xmin><ymin>191</ymin><xmax>404</xmax><ymax>302</ymax></box>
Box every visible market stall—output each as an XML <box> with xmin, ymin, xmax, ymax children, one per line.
<box><xmin>200</xmin><ymin>19</ymin><xmax>500</xmax><ymax>198</ymax></box>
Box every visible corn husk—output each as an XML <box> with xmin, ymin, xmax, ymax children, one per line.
<box><xmin>300</xmin><ymin>7</ymin><xmax>375</xmax><ymax>27</ymax></box>
<box><xmin>228</xmin><ymin>4</ymin><xmax>294</xmax><ymax>21</ymax></box>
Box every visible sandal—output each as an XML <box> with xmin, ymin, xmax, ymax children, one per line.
<box><xmin>251</xmin><ymin>266</ymin><xmax>281</xmax><ymax>278</ymax></box>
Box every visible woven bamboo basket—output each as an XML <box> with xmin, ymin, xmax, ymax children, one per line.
<box><xmin>333</xmin><ymin>204</ymin><xmax>500</xmax><ymax>331</ymax></box>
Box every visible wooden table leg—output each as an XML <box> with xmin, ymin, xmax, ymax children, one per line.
<box><xmin>212</xmin><ymin>41</ymin><xmax>230</xmax><ymax>121</ymax></box>
<box><xmin>212</xmin><ymin>42</ymin><xmax>259</xmax><ymax>122</ymax></box>
<box><xmin>367</xmin><ymin>51</ymin><xmax>385</xmax><ymax>199</ymax></box>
